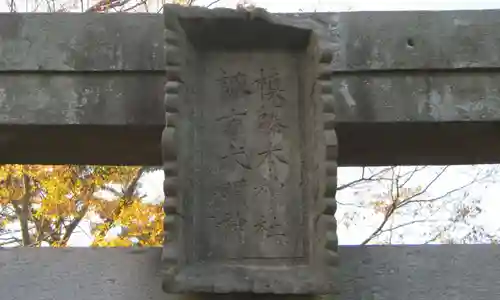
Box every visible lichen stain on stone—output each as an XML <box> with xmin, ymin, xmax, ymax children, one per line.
<box><xmin>338</xmin><ymin>80</ymin><xmax>356</xmax><ymax>108</ymax></box>
<box><xmin>59</xmin><ymin>77</ymin><xmax>81</xmax><ymax>124</ymax></box>
<box><xmin>425</xmin><ymin>87</ymin><xmax>459</xmax><ymax>121</ymax></box>
<box><xmin>74</xmin><ymin>82</ymin><xmax>103</xmax><ymax>123</ymax></box>
<box><xmin>455</xmin><ymin>93</ymin><xmax>500</xmax><ymax>120</ymax></box>
<box><xmin>420</xmin><ymin>82</ymin><xmax>500</xmax><ymax>121</ymax></box>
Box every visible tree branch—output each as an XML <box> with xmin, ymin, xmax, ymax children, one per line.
<box><xmin>395</xmin><ymin>166</ymin><xmax>449</xmax><ymax>206</ymax></box>
<box><xmin>361</xmin><ymin>204</ymin><xmax>396</xmax><ymax>245</ymax></box>
<box><xmin>396</xmin><ymin>170</ymin><xmax>479</xmax><ymax>210</ymax></box>
<box><xmin>59</xmin><ymin>167</ymin><xmax>100</xmax><ymax>246</ymax></box>
<box><xmin>85</xmin><ymin>0</ymin><xmax>131</xmax><ymax>12</ymax></box>
<box><xmin>361</xmin><ymin>168</ymin><xmax>411</xmax><ymax>245</ymax></box>
<box><xmin>93</xmin><ymin>167</ymin><xmax>147</xmax><ymax>241</ymax></box>
<box><xmin>60</xmin><ymin>190</ymin><xmax>93</xmax><ymax>246</ymax></box>
<box><xmin>207</xmin><ymin>0</ymin><xmax>222</xmax><ymax>8</ymax></box>
<box><xmin>15</xmin><ymin>174</ymin><xmax>32</xmax><ymax>247</ymax></box>
<box><xmin>122</xmin><ymin>0</ymin><xmax>146</xmax><ymax>11</ymax></box>
<box><xmin>379</xmin><ymin>219</ymin><xmax>438</xmax><ymax>235</ymax></box>
<box><xmin>337</xmin><ymin>167</ymin><xmax>394</xmax><ymax>191</ymax></box>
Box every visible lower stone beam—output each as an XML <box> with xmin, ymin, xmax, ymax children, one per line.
<box><xmin>0</xmin><ymin>246</ymin><xmax>498</xmax><ymax>300</ymax></box>
<box><xmin>3</xmin><ymin>72</ymin><xmax>500</xmax><ymax>166</ymax></box>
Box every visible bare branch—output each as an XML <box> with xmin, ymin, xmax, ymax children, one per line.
<box><xmin>361</xmin><ymin>166</ymin><xmax>449</xmax><ymax>245</ymax></box>
<box><xmin>336</xmin><ymin>201</ymin><xmax>365</xmax><ymax>208</ymax></box>
<box><xmin>396</xmin><ymin>169</ymin><xmax>481</xmax><ymax>210</ymax></box>
<box><xmin>360</xmin><ymin>205</ymin><xmax>396</xmax><ymax>245</ymax></box>
<box><xmin>394</xmin><ymin>166</ymin><xmax>449</xmax><ymax>206</ymax></box>
<box><xmin>379</xmin><ymin>219</ymin><xmax>439</xmax><ymax>235</ymax></box>
<box><xmin>206</xmin><ymin>0</ymin><xmax>221</xmax><ymax>8</ymax></box>
<box><xmin>424</xmin><ymin>231</ymin><xmax>444</xmax><ymax>244</ymax></box>
<box><xmin>7</xmin><ymin>0</ymin><xmax>17</xmax><ymax>12</ymax></box>
<box><xmin>123</xmin><ymin>0</ymin><xmax>147</xmax><ymax>12</ymax></box>
<box><xmin>337</xmin><ymin>166</ymin><xmax>394</xmax><ymax>191</ymax></box>
<box><xmin>399</xmin><ymin>166</ymin><xmax>424</xmax><ymax>187</ymax></box>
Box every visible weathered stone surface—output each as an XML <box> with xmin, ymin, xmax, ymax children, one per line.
<box><xmin>0</xmin><ymin>13</ymin><xmax>163</xmax><ymax>71</ymax></box>
<box><xmin>0</xmin><ymin>74</ymin><xmax>163</xmax><ymax>125</ymax></box>
<box><xmin>0</xmin><ymin>73</ymin><xmax>164</xmax><ymax>165</ymax></box>
<box><xmin>3</xmin><ymin>11</ymin><xmax>500</xmax><ymax>166</ymax></box>
<box><xmin>5</xmin><ymin>72</ymin><xmax>500</xmax><ymax>125</ymax></box>
<box><xmin>161</xmin><ymin>5</ymin><xmax>337</xmax><ymax>294</ymax></box>
<box><xmin>5</xmin><ymin>11</ymin><xmax>500</xmax><ymax>71</ymax></box>
<box><xmin>1</xmin><ymin>246</ymin><xmax>500</xmax><ymax>300</ymax></box>
<box><xmin>4</xmin><ymin>72</ymin><xmax>500</xmax><ymax>166</ymax></box>
<box><xmin>325</xmin><ymin>10</ymin><xmax>500</xmax><ymax>71</ymax></box>
<box><xmin>332</xmin><ymin>73</ymin><xmax>500</xmax><ymax>122</ymax></box>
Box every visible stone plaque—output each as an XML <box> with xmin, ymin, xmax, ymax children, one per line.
<box><xmin>200</xmin><ymin>53</ymin><xmax>304</xmax><ymax>260</ymax></box>
<box><xmin>161</xmin><ymin>4</ymin><xmax>339</xmax><ymax>295</ymax></box>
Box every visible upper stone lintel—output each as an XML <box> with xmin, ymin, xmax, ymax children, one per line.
<box><xmin>163</xmin><ymin>4</ymin><xmax>315</xmax><ymax>51</ymax></box>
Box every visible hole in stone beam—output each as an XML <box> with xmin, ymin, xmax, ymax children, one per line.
<box><xmin>406</xmin><ymin>38</ymin><xmax>415</xmax><ymax>48</ymax></box>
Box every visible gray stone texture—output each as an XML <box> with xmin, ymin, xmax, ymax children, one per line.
<box><xmin>2</xmin><ymin>11</ymin><xmax>500</xmax><ymax>166</ymax></box>
<box><xmin>0</xmin><ymin>13</ymin><xmax>163</xmax><ymax>71</ymax></box>
<box><xmin>0</xmin><ymin>74</ymin><xmax>164</xmax><ymax>125</ymax></box>
<box><xmin>161</xmin><ymin>5</ymin><xmax>337</xmax><ymax>294</ymax></box>
<box><xmin>1</xmin><ymin>246</ymin><xmax>499</xmax><ymax>300</ymax></box>
<box><xmin>3</xmin><ymin>10</ymin><xmax>500</xmax><ymax>72</ymax></box>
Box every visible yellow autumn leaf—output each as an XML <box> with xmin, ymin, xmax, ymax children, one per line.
<box><xmin>0</xmin><ymin>164</ymin><xmax>163</xmax><ymax>248</ymax></box>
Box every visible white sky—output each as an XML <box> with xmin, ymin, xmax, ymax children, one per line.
<box><xmin>2</xmin><ymin>0</ymin><xmax>499</xmax><ymax>246</ymax></box>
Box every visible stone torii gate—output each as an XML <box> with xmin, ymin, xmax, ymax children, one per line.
<box><xmin>1</xmin><ymin>5</ymin><xmax>500</xmax><ymax>300</ymax></box>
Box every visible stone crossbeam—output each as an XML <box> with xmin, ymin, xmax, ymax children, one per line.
<box><xmin>0</xmin><ymin>245</ymin><xmax>498</xmax><ymax>300</ymax></box>
<box><xmin>2</xmin><ymin>11</ymin><xmax>500</xmax><ymax>166</ymax></box>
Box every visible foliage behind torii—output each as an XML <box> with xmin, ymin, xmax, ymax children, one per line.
<box><xmin>0</xmin><ymin>165</ymin><xmax>163</xmax><ymax>247</ymax></box>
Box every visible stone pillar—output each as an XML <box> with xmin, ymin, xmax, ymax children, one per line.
<box><xmin>161</xmin><ymin>4</ymin><xmax>338</xmax><ymax>296</ymax></box>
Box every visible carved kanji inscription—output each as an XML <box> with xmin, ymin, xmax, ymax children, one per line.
<box><xmin>195</xmin><ymin>53</ymin><xmax>304</xmax><ymax>261</ymax></box>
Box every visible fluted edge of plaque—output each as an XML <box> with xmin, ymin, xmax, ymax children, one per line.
<box><xmin>161</xmin><ymin>3</ymin><xmax>339</xmax><ymax>295</ymax></box>
<box><xmin>319</xmin><ymin>48</ymin><xmax>339</xmax><ymax>267</ymax></box>
<box><xmin>161</xmin><ymin>4</ymin><xmax>183</xmax><ymax>290</ymax></box>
